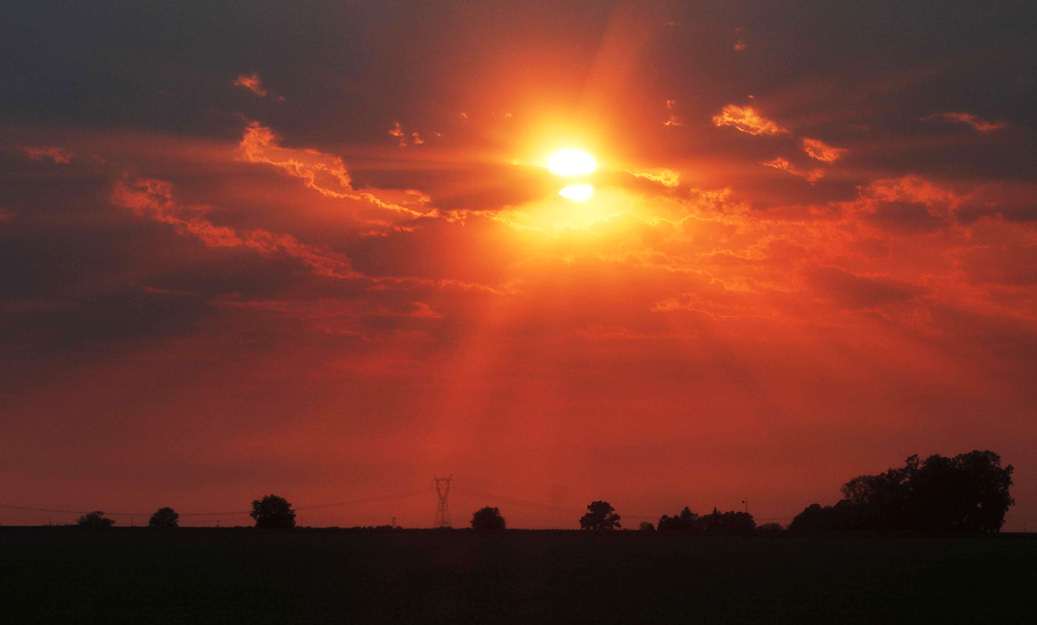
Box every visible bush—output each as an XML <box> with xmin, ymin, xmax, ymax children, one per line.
<box><xmin>580</xmin><ymin>500</ymin><xmax>621</xmax><ymax>531</ymax></box>
<box><xmin>149</xmin><ymin>506</ymin><xmax>179</xmax><ymax>528</ymax></box>
<box><xmin>77</xmin><ymin>511</ymin><xmax>114</xmax><ymax>529</ymax></box>
<box><xmin>250</xmin><ymin>494</ymin><xmax>296</xmax><ymax>529</ymax></box>
<box><xmin>470</xmin><ymin>506</ymin><xmax>506</xmax><ymax>530</ymax></box>
<box><xmin>658</xmin><ymin>506</ymin><xmax>756</xmax><ymax>536</ymax></box>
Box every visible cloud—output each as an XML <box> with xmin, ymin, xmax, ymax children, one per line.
<box><xmin>862</xmin><ymin>176</ymin><xmax>960</xmax><ymax>207</ymax></box>
<box><xmin>388</xmin><ymin>121</ymin><xmax>406</xmax><ymax>146</ymax></box>
<box><xmin>846</xmin><ymin>175</ymin><xmax>961</xmax><ymax>233</ymax></box>
<box><xmin>629</xmin><ymin>168</ymin><xmax>681</xmax><ymax>189</ymax></box>
<box><xmin>733</xmin><ymin>26</ymin><xmax>747</xmax><ymax>52</ymax></box>
<box><xmin>232</xmin><ymin>72</ymin><xmax>268</xmax><ymax>97</ymax></box>
<box><xmin>961</xmin><ymin>242</ymin><xmax>1037</xmax><ymax>286</ymax></box>
<box><xmin>387</xmin><ymin>121</ymin><xmax>426</xmax><ymax>147</ymax></box>
<box><xmin>807</xmin><ymin>266</ymin><xmax>924</xmax><ymax>310</ymax></box>
<box><xmin>112</xmin><ymin>177</ymin><xmax>359</xmax><ymax>280</ymax></box>
<box><xmin>21</xmin><ymin>146</ymin><xmax>73</xmax><ymax>164</ymax></box>
<box><xmin>239</xmin><ymin>122</ymin><xmax>352</xmax><ymax>196</ymax></box>
<box><xmin>712</xmin><ymin>104</ymin><xmax>787</xmax><ymax>136</ymax></box>
<box><xmin>923</xmin><ymin>112</ymin><xmax>1005</xmax><ymax>133</ymax></box>
<box><xmin>400</xmin><ymin>301</ymin><xmax>442</xmax><ymax>319</ymax></box>
<box><xmin>238</xmin><ymin>121</ymin><xmax>432</xmax><ymax>218</ymax></box>
<box><xmin>761</xmin><ymin>157</ymin><xmax>824</xmax><ymax>183</ymax></box>
<box><xmin>662</xmin><ymin>99</ymin><xmax>683</xmax><ymax>127</ymax></box>
<box><xmin>802</xmin><ymin>138</ymin><xmax>847</xmax><ymax>163</ymax></box>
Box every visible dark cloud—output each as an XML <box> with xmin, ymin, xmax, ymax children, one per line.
<box><xmin>807</xmin><ymin>266</ymin><xmax>924</xmax><ymax>310</ymax></box>
<box><xmin>1</xmin><ymin>290</ymin><xmax>210</xmax><ymax>356</ymax></box>
<box><xmin>867</xmin><ymin>201</ymin><xmax>947</xmax><ymax>233</ymax></box>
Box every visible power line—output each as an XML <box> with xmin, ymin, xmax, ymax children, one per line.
<box><xmin>452</xmin><ymin>488</ymin><xmax>794</xmax><ymax>524</ymax></box>
<box><xmin>294</xmin><ymin>489</ymin><xmax>431</xmax><ymax>511</ymax></box>
<box><xmin>454</xmin><ymin>488</ymin><xmax>655</xmax><ymax>521</ymax></box>
<box><xmin>0</xmin><ymin>488</ymin><xmax>432</xmax><ymax>520</ymax></box>
<box><xmin>1</xmin><ymin>486</ymin><xmax>797</xmax><ymax>526</ymax></box>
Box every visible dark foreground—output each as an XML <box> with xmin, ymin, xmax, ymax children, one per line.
<box><xmin>2</xmin><ymin>528</ymin><xmax>1035</xmax><ymax>625</ymax></box>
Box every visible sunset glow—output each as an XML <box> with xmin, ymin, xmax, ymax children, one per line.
<box><xmin>2</xmin><ymin>2</ymin><xmax>1035</xmax><ymax>536</ymax></box>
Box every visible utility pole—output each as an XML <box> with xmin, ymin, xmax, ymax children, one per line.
<box><xmin>742</xmin><ymin>499</ymin><xmax>749</xmax><ymax>514</ymax></box>
<box><xmin>433</xmin><ymin>476</ymin><xmax>453</xmax><ymax>528</ymax></box>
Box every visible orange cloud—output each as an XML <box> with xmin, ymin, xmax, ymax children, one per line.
<box><xmin>239</xmin><ymin>122</ymin><xmax>352</xmax><ymax>197</ymax></box>
<box><xmin>923</xmin><ymin>112</ymin><xmax>1005</xmax><ymax>133</ymax></box>
<box><xmin>861</xmin><ymin>175</ymin><xmax>960</xmax><ymax>207</ymax></box>
<box><xmin>762</xmin><ymin>157</ymin><xmax>824</xmax><ymax>183</ymax></box>
<box><xmin>238</xmin><ymin>122</ymin><xmax>432</xmax><ymax>218</ymax></box>
<box><xmin>232</xmin><ymin>72</ymin><xmax>268</xmax><ymax>97</ymax></box>
<box><xmin>387</xmin><ymin>122</ymin><xmax>425</xmax><ymax>147</ymax></box>
<box><xmin>841</xmin><ymin>175</ymin><xmax>963</xmax><ymax>234</ymax></box>
<box><xmin>663</xmin><ymin>99</ymin><xmax>684</xmax><ymax>127</ymax></box>
<box><xmin>112</xmin><ymin>177</ymin><xmax>358</xmax><ymax>280</ymax></box>
<box><xmin>401</xmin><ymin>301</ymin><xmax>442</xmax><ymax>319</ymax></box>
<box><xmin>802</xmin><ymin>138</ymin><xmax>847</xmax><ymax>163</ymax></box>
<box><xmin>733</xmin><ymin>26</ymin><xmax>747</xmax><ymax>52</ymax></box>
<box><xmin>388</xmin><ymin>121</ymin><xmax>406</xmax><ymax>146</ymax></box>
<box><xmin>712</xmin><ymin>104</ymin><xmax>786</xmax><ymax>136</ymax></box>
<box><xmin>21</xmin><ymin>145</ymin><xmax>73</xmax><ymax>164</ymax></box>
<box><xmin>630</xmin><ymin>168</ymin><xmax>681</xmax><ymax>189</ymax></box>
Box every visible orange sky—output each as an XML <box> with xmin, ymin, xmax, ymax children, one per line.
<box><xmin>2</xmin><ymin>1</ymin><xmax>1036</xmax><ymax>529</ymax></box>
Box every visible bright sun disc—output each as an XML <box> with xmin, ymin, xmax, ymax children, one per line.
<box><xmin>547</xmin><ymin>148</ymin><xmax>597</xmax><ymax>177</ymax></box>
<box><xmin>559</xmin><ymin>183</ymin><xmax>594</xmax><ymax>202</ymax></box>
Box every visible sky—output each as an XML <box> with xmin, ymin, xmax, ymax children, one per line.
<box><xmin>2</xmin><ymin>1</ymin><xmax>1036</xmax><ymax>529</ymax></box>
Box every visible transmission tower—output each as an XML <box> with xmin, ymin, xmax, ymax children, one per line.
<box><xmin>433</xmin><ymin>475</ymin><xmax>453</xmax><ymax>528</ymax></box>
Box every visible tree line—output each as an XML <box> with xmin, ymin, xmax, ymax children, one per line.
<box><xmin>74</xmin><ymin>450</ymin><xmax>1014</xmax><ymax>535</ymax></box>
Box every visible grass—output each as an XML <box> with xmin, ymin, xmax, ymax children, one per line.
<box><xmin>2</xmin><ymin>527</ymin><xmax>1035</xmax><ymax>624</ymax></box>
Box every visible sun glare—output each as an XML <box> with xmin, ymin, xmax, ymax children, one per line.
<box><xmin>546</xmin><ymin>148</ymin><xmax>598</xmax><ymax>177</ymax></box>
<box><xmin>558</xmin><ymin>183</ymin><xmax>594</xmax><ymax>202</ymax></box>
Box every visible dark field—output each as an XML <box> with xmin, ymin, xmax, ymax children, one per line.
<box><xmin>2</xmin><ymin>528</ymin><xmax>1035</xmax><ymax>624</ymax></box>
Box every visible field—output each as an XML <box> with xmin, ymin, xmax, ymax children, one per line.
<box><xmin>2</xmin><ymin>528</ymin><xmax>1035</xmax><ymax>624</ymax></box>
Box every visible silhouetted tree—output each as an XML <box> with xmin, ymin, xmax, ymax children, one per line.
<box><xmin>580</xmin><ymin>500</ymin><xmax>621</xmax><ymax>531</ymax></box>
<box><xmin>699</xmin><ymin>508</ymin><xmax>756</xmax><ymax>536</ymax></box>
<box><xmin>791</xmin><ymin>450</ymin><xmax>1014</xmax><ymax>534</ymax></box>
<box><xmin>471</xmin><ymin>506</ymin><xmax>506</xmax><ymax>530</ymax></box>
<box><xmin>906</xmin><ymin>450</ymin><xmax>1013</xmax><ymax>533</ymax></box>
<box><xmin>657</xmin><ymin>506</ymin><xmax>755</xmax><ymax>535</ymax></box>
<box><xmin>789</xmin><ymin>500</ymin><xmax>865</xmax><ymax>533</ymax></box>
<box><xmin>639</xmin><ymin>521</ymin><xmax>655</xmax><ymax>532</ymax></box>
<box><xmin>658</xmin><ymin>506</ymin><xmax>699</xmax><ymax>533</ymax></box>
<box><xmin>756</xmin><ymin>522</ymin><xmax>784</xmax><ymax>536</ymax></box>
<box><xmin>250</xmin><ymin>494</ymin><xmax>296</xmax><ymax>529</ymax></box>
<box><xmin>789</xmin><ymin>503</ymin><xmax>827</xmax><ymax>533</ymax></box>
<box><xmin>148</xmin><ymin>506</ymin><xmax>179</xmax><ymax>528</ymax></box>
<box><xmin>77</xmin><ymin>511</ymin><xmax>114</xmax><ymax>529</ymax></box>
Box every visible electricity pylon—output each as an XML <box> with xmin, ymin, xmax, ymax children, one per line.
<box><xmin>433</xmin><ymin>476</ymin><xmax>452</xmax><ymax>528</ymax></box>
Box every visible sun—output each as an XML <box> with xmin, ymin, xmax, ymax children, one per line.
<box><xmin>546</xmin><ymin>148</ymin><xmax>598</xmax><ymax>177</ymax></box>
<box><xmin>558</xmin><ymin>183</ymin><xmax>594</xmax><ymax>202</ymax></box>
